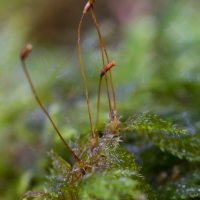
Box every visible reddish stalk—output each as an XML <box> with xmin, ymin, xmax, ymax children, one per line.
<box><xmin>20</xmin><ymin>44</ymin><xmax>81</xmax><ymax>164</ymax></box>
<box><xmin>90</xmin><ymin>7</ymin><xmax>112</xmax><ymax>113</ymax></box>
<box><xmin>78</xmin><ymin>15</ymin><xmax>95</xmax><ymax>140</ymax></box>
<box><xmin>91</xmin><ymin>6</ymin><xmax>117</xmax><ymax>114</ymax></box>
<box><xmin>79</xmin><ymin>0</ymin><xmax>118</xmax><ymax>136</ymax></box>
<box><xmin>96</xmin><ymin>61</ymin><xmax>116</xmax><ymax>130</ymax></box>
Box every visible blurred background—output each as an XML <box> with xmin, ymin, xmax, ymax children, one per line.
<box><xmin>0</xmin><ymin>0</ymin><xmax>200</xmax><ymax>199</ymax></box>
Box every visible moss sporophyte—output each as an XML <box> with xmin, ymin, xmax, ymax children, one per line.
<box><xmin>20</xmin><ymin>1</ymin><xmax>186</xmax><ymax>200</ymax></box>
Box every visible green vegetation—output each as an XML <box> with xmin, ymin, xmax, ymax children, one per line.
<box><xmin>0</xmin><ymin>0</ymin><xmax>200</xmax><ymax>199</ymax></box>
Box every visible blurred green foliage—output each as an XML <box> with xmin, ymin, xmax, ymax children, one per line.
<box><xmin>0</xmin><ymin>0</ymin><xmax>200</xmax><ymax>199</ymax></box>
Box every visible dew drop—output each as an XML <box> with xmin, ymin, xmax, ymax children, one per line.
<box><xmin>182</xmin><ymin>184</ymin><xmax>186</xmax><ymax>188</ymax></box>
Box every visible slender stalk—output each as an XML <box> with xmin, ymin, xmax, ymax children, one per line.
<box><xmin>20</xmin><ymin>45</ymin><xmax>81</xmax><ymax>164</ymax></box>
<box><xmin>78</xmin><ymin>15</ymin><xmax>95</xmax><ymax>140</ymax></box>
<box><xmin>91</xmin><ymin>6</ymin><xmax>117</xmax><ymax>114</ymax></box>
<box><xmin>90</xmin><ymin>7</ymin><xmax>112</xmax><ymax>112</ymax></box>
<box><xmin>95</xmin><ymin>77</ymin><xmax>102</xmax><ymax>131</ymax></box>
<box><xmin>95</xmin><ymin>61</ymin><xmax>116</xmax><ymax>131</ymax></box>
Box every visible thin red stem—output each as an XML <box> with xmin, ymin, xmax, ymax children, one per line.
<box><xmin>78</xmin><ymin>15</ymin><xmax>95</xmax><ymax>140</ymax></box>
<box><xmin>91</xmin><ymin>7</ymin><xmax>117</xmax><ymax>114</ymax></box>
<box><xmin>20</xmin><ymin>53</ymin><xmax>81</xmax><ymax>164</ymax></box>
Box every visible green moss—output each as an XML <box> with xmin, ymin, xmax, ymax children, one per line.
<box><xmin>22</xmin><ymin>129</ymin><xmax>157</xmax><ymax>200</ymax></box>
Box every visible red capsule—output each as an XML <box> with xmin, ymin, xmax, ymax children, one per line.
<box><xmin>100</xmin><ymin>61</ymin><xmax>116</xmax><ymax>77</ymax></box>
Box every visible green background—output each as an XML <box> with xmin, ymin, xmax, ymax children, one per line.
<box><xmin>0</xmin><ymin>0</ymin><xmax>200</xmax><ymax>199</ymax></box>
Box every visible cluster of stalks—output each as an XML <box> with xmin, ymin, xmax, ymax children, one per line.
<box><xmin>20</xmin><ymin>0</ymin><xmax>118</xmax><ymax>166</ymax></box>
